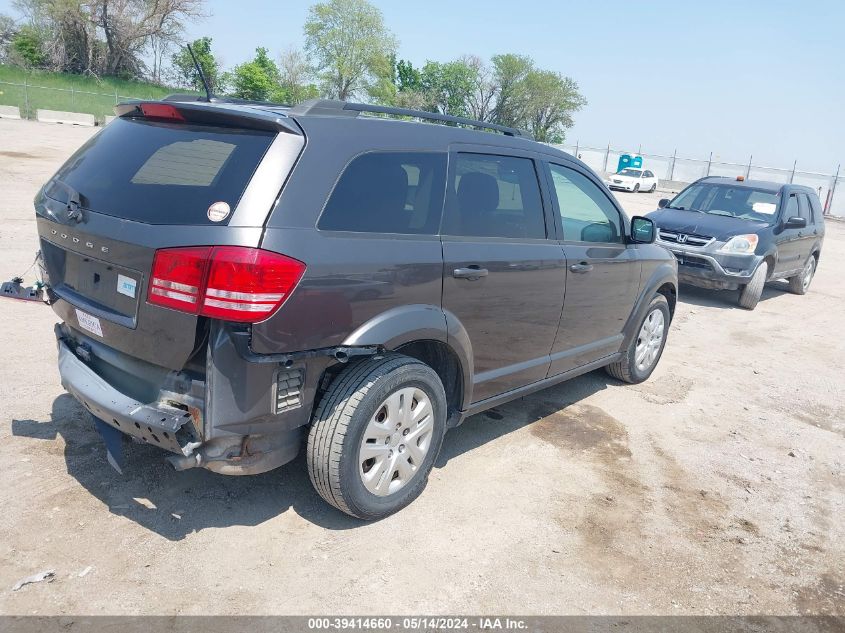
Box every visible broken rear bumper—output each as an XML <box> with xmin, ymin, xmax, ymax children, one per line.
<box><xmin>55</xmin><ymin>323</ymin><xmax>304</xmax><ymax>475</ymax></box>
<box><xmin>57</xmin><ymin>328</ymin><xmax>200</xmax><ymax>455</ymax></box>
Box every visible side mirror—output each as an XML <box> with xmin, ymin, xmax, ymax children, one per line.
<box><xmin>630</xmin><ymin>216</ymin><xmax>656</xmax><ymax>243</ymax></box>
<box><xmin>658</xmin><ymin>198</ymin><xmax>670</xmax><ymax>208</ymax></box>
<box><xmin>784</xmin><ymin>216</ymin><xmax>807</xmax><ymax>229</ymax></box>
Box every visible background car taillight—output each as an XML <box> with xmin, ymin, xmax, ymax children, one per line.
<box><xmin>148</xmin><ymin>246</ymin><xmax>305</xmax><ymax>323</ymax></box>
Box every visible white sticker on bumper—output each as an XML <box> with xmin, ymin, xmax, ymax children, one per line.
<box><xmin>117</xmin><ymin>274</ymin><xmax>137</xmax><ymax>298</ymax></box>
<box><xmin>75</xmin><ymin>309</ymin><xmax>103</xmax><ymax>337</ymax></box>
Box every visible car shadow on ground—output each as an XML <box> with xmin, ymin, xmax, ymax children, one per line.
<box><xmin>678</xmin><ymin>280</ymin><xmax>791</xmax><ymax>309</ymax></box>
<box><xmin>11</xmin><ymin>371</ymin><xmax>612</xmax><ymax>540</ymax></box>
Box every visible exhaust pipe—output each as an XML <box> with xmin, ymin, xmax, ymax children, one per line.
<box><xmin>166</xmin><ymin>453</ymin><xmax>202</xmax><ymax>471</ymax></box>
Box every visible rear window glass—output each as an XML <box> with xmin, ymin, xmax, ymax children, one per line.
<box><xmin>318</xmin><ymin>152</ymin><xmax>447</xmax><ymax>234</ymax></box>
<box><xmin>48</xmin><ymin>118</ymin><xmax>275</xmax><ymax>225</ymax></box>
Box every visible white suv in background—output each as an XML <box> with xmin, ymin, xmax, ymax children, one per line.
<box><xmin>605</xmin><ymin>168</ymin><xmax>658</xmax><ymax>193</ymax></box>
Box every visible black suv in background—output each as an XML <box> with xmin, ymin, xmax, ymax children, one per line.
<box><xmin>649</xmin><ymin>177</ymin><xmax>824</xmax><ymax>309</ymax></box>
<box><xmin>37</xmin><ymin>98</ymin><xmax>677</xmax><ymax>519</ymax></box>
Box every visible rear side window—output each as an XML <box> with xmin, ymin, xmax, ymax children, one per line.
<box><xmin>318</xmin><ymin>152</ymin><xmax>447</xmax><ymax>234</ymax></box>
<box><xmin>49</xmin><ymin>118</ymin><xmax>275</xmax><ymax>225</ymax></box>
<box><xmin>443</xmin><ymin>153</ymin><xmax>546</xmax><ymax>239</ymax></box>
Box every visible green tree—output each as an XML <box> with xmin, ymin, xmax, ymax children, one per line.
<box><xmin>304</xmin><ymin>0</ymin><xmax>397</xmax><ymax>100</ymax></box>
<box><xmin>170</xmin><ymin>37</ymin><xmax>220</xmax><ymax>92</ymax></box>
<box><xmin>229</xmin><ymin>47</ymin><xmax>280</xmax><ymax>101</ymax></box>
<box><xmin>395</xmin><ymin>58</ymin><xmax>421</xmax><ymax>92</ymax></box>
<box><xmin>491</xmin><ymin>53</ymin><xmax>533</xmax><ymax>128</ymax></box>
<box><xmin>521</xmin><ymin>70</ymin><xmax>586</xmax><ymax>143</ymax></box>
<box><xmin>274</xmin><ymin>47</ymin><xmax>319</xmax><ymax>104</ymax></box>
<box><xmin>11</xmin><ymin>24</ymin><xmax>46</xmax><ymax>68</ymax></box>
<box><xmin>419</xmin><ymin>59</ymin><xmax>475</xmax><ymax>118</ymax></box>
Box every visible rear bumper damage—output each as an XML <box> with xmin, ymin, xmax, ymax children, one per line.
<box><xmin>54</xmin><ymin>322</ymin><xmax>309</xmax><ymax>475</ymax></box>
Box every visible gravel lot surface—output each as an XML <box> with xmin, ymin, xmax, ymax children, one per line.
<box><xmin>0</xmin><ymin>118</ymin><xmax>843</xmax><ymax>616</ymax></box>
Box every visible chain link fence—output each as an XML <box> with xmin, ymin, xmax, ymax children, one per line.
<box><xmin>0</xmin><ymin>79</ymin><xmax>167</xmax><ymax>123</ymax></box>
<box><xmin>554</xmin><ymin>142</ymin><xmax>843</xmax><ymax>217</ymax></box>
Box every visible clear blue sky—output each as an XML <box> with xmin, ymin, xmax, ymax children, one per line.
<box><xmin>3</xmin><ymin>0</ymin><xmax>843</xmax><ymax>172</ymax></box>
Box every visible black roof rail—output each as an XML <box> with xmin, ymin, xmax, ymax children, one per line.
<box><xmin>289</xmin><ymin>99</ymin><xmax>532</xmax><ymax>139</ymax></box>
<box><xmin>162</xmin><ymin>93</ymin><xmax>291</xmax><ymax>108</ymax></box>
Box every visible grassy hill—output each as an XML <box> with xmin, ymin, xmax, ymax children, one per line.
<box><xmin>0</xmin><ymin>65</ymin><xmax>195</xmax><ymax>122</ymax></box>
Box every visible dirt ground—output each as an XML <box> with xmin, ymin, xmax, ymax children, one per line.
<box><xmin>0</xmin><ymin>118</ymin><xmax>843</xmax><ymax>616</ymax></box>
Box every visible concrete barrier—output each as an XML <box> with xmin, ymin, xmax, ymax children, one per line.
<box><xmin>36</xmin><ymin>109</ymin><xmax>96</xmax><ymax>127</ymax></box>
<box><xmin>0</xmin><ymin>105</ymin><xmax>22</xmax><ymax>119</ymax></box>
<box><xmin>103</xmin><ymin>115</ymin><xmax>116</xmax><ymax>125</ymax></box>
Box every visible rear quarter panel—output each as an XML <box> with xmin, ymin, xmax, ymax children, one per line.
<box><xmin>251</xmin><ymin>117</ymin><xmax>447</xmax><ymax>354</ymax></box>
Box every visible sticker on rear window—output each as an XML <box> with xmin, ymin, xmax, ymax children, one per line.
<box><xmin>75</xmin><ymin>309</ymin><xmax>103</xmax><ymax>337</ymax></box>
<box><xmin>117</xmin><ymin>274</ymin><xmax>137</xmax><ymax>298</ymax></box>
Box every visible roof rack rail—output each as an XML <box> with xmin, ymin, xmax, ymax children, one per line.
<box><xmin>162</xmin><ymin>93</ymin><xmax>291</xmax><ymax>108</ymax></box>
<box><xmin>289</xmin><ymin>99</ymin><xmax>532</xmax><ymax>138</ymax></box>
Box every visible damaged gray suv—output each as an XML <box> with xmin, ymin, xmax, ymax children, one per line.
<box><xmin>36</xmin><ymin>98</ymin><xmax>677</xmax><ymax>519</ymax></box>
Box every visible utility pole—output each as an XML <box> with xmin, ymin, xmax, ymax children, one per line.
<box><xmin>603</xmin><ymin>142</ymin><xmax>611</xmax><ymax>173</ymax></box>
<box><xmin>825</xmin><ymin>164</ymin><xmax>840</xmax><ymax>215</ymax></box>
<box><xmin>745</xmin><ymin>155</ymin><xmax>753</xmax><ymax>179</ymax></box>
<box><xmin>706</xmin><ymin>152</ymin><xmax>712</xmax><ymax>177</ymax></box>
<box><xmin>789</xmin><ymin>160</ymin><xmax>797</xmax><ymax>184</ymax></box>
<box><xmin>669</xmin><ymin>149</ymin><xmax>677</xmax><ymax>181</ymax></box>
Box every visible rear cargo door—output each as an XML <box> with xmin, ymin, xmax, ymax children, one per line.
<box><xmin>36</xmin><ymin>110</ymin><xmax>303</xmax><ymax>370</ymax></box>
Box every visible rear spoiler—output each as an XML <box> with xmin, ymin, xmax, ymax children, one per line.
<box><xmin>114</xmin><ymin>100</ymin><xmax>301</xmax><ymax>135</ymax></box>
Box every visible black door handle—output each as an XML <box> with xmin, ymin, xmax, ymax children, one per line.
<box><xmin>569</xmin><ymin>262</ymin><xmax>594</xmax><ymax>273</ymax></box>
<box><xmin>453</xmin><ymin>266</ymin><xmax>489</xmax><ymax>280</ymax></box>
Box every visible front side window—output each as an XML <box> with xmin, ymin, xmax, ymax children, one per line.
<box><xmin>318</xmin><ymin>152</ymin><xmax>447</xmax><ymax>234</ymax></box>
<box><xmin>548</xmin><ymin>163</ymin><xmax>622</xmax><ymax>243</ymax></box>
<box><xmin>784</xmin><ymin>194</ymin><xmax>799</xmax><ymax>220</ymax></box>
<box><xmin>443</xmin><ymin>153</ymin><xmax>546</xmax><ymax>239</ymax></box>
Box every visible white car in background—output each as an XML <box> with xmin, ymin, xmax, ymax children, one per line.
<box><xmin>605</xmin><ymin>168</ymin><xmax>658</xmax><ymax>193</ymax></box>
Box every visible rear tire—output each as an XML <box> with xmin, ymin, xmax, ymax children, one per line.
<box><xmin>605</xmin><ymin>294</ymin><xmax>670</xmax><ymax>384</ymax></box>
<box><xmin>649</xmin><ymin>183</ymin><xmax>657</xmax><ymax>193</ymax></box>
<box><xmin>307</xmin><ymin>354</ymin><xmax>447</xmax><ymax>520</ymax></box>
<box><xmin>788</xmin><ymin>255</ymin><xmax>816</xmax><ymax>295</ymax></box>
<box><xmin>738</xmin><ymin>261</ymin><xmax>768</xmax><ymax>310</ymax></box>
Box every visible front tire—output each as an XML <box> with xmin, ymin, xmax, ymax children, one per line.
<box><xmin>605</xmin><ymin>294</ymin><xmax>670</xmax><ymax>384</ymax></box>
<box><xmin>633</xmin><ymin>183</ymin><xmax>640</xmax><ymax>193</ymax></box>
<box><xmin>307</xmin><ymin>354</ymin><xmax>447</xmax><ymax>520</ymax></box>
<box><xmin>788</xmin><ymin>255</ymin><xmax>816</xmax><ymax>295</ymax></box>
<box><xmin>738</xmin><ymin>261</ymin><xmax>768</xmax><ymax>310</ymax></box>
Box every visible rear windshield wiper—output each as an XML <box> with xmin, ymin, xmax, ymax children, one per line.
<box><xmin>44</xmin><ymin>179</ymin><xmax>85</xmax><ymax>222</ymax></box>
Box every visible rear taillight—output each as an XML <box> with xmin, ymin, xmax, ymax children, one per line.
<box><xmin>148</xmin><ymin>246</ymin><xmax>305</xmax><ymax>323</ymax></box>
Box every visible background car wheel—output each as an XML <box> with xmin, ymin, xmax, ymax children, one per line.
<box><xmin>307</xmin><ymin>354</ymin><xmax>447</xmax><ymax>520</ymax></box>
<box><xmin>633</xmin><ymin>183</ymin><xmax>640</xmax><ymax>193</ymax></box>
<box><xmin>737</xmin><ymin>261</ymin><xmax>768</xmax><ymax>310</ymax></box>
<box><xmin>605</xmin><ymin>294</ymin><xmax>670</xmax><ymax>384</ymax></box>
<box><xmin>788</xmin><ymin>255</ymin><xmax>816</xmax><ymax>295</ymax></box>
<box><xmin>649</xmin><ymin>183</ymin><xmax>657</xmax><ymax>193</ymax></box>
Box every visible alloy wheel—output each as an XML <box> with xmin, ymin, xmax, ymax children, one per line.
<box><xmin>635</xmin><ymin>308</ymin><xmax>665</xmax><ymax>372</ymax></box>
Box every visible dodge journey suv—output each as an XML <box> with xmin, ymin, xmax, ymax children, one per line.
<box><xmin>36</xmin><ymin>98</ymin><xmax>677</xmax><ymax>519</ymax></box>
<box><xmin>650</xmin><ymin>176</ymin><xmax>824</xmax><ymax>310</ymax></box>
